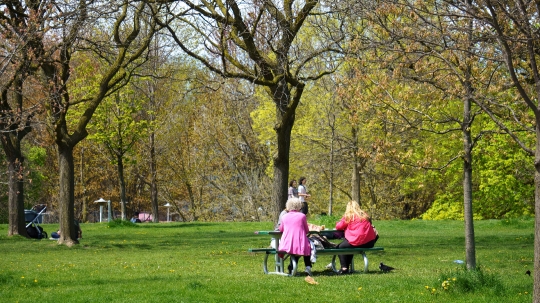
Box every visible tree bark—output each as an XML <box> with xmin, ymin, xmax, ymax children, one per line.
<box><xmin>7</xmin><ymin>156</ymin><xmax>26</xmax><ymax>237</ymax></box>
<box><xmin>535</xmin><ymin>133</ymin><xmax>540</xmax><ymax>302</ymax></box>
<box><xmin>351</xmin><ymin>126</ymin><xmax>361</xmax><ymax>204</ymax></box>
<box><xmin>462</xmin><ymin>95</ymin><xmax>476</xmax><ymax>270</ymax></box>
<box><xmin>462</xmin><ymin>1</ymin><xmax>476</xmax><ymax>270</ymax></box>
<box><xmin>57</xmin><ymin>144</ymin><xmax>78</xmax><ymax>246</ymax></box>
<box><xmin>118</xmin><ymin>153</ymin><xmax>127</xmax><ymax>220</ymax></box>
<box><xmin>2</xmin><ymin>73</ymin><xmax>32</xmax><ymax>237</ymax></box>
<box><xmin>328</xmin><ymin>126</ymin><xmax>335</xmax><ymax>216</ymax></box>
<box><xmin>272</xmin><ymin>117</ymin><xmax>292</xmax><ymax>218</ymax></box>
<box><xmin>150</xmin><ymin>131</ymin><xmax>159</xmax><ymax>222</ymax></box>
<box><xmin>80</xmin><ymin>147</ymin><xmax>87</xmax><ymax>222</ymax></box>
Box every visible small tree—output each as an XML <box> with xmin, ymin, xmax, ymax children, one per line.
<box><xmin>88</xmin><ymin>90</ymin><xmax>148</xmax><ymax>220</ymax></box>
<box><xmin>453</xmin><ymin>0</ymin><xmax>540</xmax><ymax>298</ymax></box>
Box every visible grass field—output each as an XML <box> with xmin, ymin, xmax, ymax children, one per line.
<box><xmin>0</xmin><ymin>218</ymin><xmax>534</xmax><ymax>303</ymax></box>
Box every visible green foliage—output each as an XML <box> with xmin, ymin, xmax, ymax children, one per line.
<box><xmin>88</xmin><ymin>89</ymin><xmax>148</xmax><ymax>165</ymax></box>
<box><xmin>250</xmin><ymin>90</ymin><xmax>276</xmax><ymax>178</ymax></box>
<box><xmin>26</xmin><ymin>146</ymin><xmax>47</xmax><ymax>167</ymax></box>
<box><xmin>23</xmin><ymin>145</ymin><xmax>48</xmax><ymax>207</ymax></box>
<box><xmin>422</xmin><ymin>133</ymin><xmax>534</xmax><ymax>220</ymax></box>
<box><xmin>474</xmin><ymin>135</ymin><xmax>534</xmax><ymax>219</ymax></box>
<box><xmin>421</xmin><ymin>192</ymin><xmax>467</xmax><ymax>220</ymax></box>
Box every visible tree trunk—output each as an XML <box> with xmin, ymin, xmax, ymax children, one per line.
<box><xmin>463</xmin><ymin>10</ymin><xmax>476</xmax><ymax>270</ymax></box>
<box><xmin>534</xmin><ymin>124</ymin><xmax>540</xmax><ymax>301</ymax></box>
<box><xmin>351</xmin><ymin>126</ymin><xmax>361</xmax><ymax>204</ymax></box>
<box><xmin>150</xmin><ymin>131</ymin><xmax>159</xmax><ymax>222</ymax></box>
<box><xmin>328</xmin><ymin>128</ymin><xmax>335</xmax><ymax>216</ymax></box>
<box><xmin>272</xmin><ymin>118</ymin><xmax>291</xmax><ymax>219</ymax></box>
<box><xmin>462</xmin><ymin>131</ymin><xmax>476</xmax><ymax>270</ymax></box>
<box><xmin>118</xmin><ymin>153</ymin><xmax>127</xmax><ymax>220</ymax></box>
<box><xmin>57</xmin><ymin>144</ymin><xmax>78</xmax><ymax>246</ymax></box>
<box><xmin>463</xmin><ymin>91</ymin><xmax>476</xmax><ymax>270</ymax></box>
<box><xmin>80</xmin><ymin>147</ymin><xmax>87</xmax><ymax>222</ymax></box>
<box><xmin>7</xmin><ymin>156</ymin><xmax>27</xmax><ymax>237</ymax></box>
<box><xmin>3</xmin><ymin>76</ymin><xmax>31</xmax><ymax>237</ymax></box>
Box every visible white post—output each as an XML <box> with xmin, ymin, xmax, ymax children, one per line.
<box><xmin>99</xmin><ymin>205</ymin><xmax>103</xmax><ymax>223</ymax></box>
<box><xmin>94</xmin><ymin>198</ymin><xmax>108</xmax><ymax>223</ymax></box>
<box><xmin>164</xmin><ymin>203</ymin><xmax>172</xmax><ymax>222</ymax></box>
<box><xmin>107</xmin><ymin>200</ymin><xmax>112</xmax><ymax>222</ymax></box>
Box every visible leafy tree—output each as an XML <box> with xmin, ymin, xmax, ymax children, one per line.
<box><xmin>423</xmin><ymin>132</ymin><xmax>534</xmax><ymax>220</ymax></box>
<box><xmin>157</xmin><ymin>0</ymin><xmax>345</xmax><ymax>218</ymax></box>
<box><xmin>345</xmin><ymin>0</ymin><xmax>521</xmax><ymax>269</ymax></box>
<box><xmin>0</xmin><ymin>0</ymin><xmax>45</xmax><ymax>236</ymax></box>
<box><xmin>157</xmin><ymin>70</ymin><xmax>270</xmax><ymax>221</ymax></box>
<box><xmin>444</xmin><ymin>1</ymin><xmax>540</xmax><ymax>296</ymax></box>
<box><xmin>88</xmin><ymin>90</ymin><xmax>148</xmax><ymax>220</ymax></box>
<box><xmin>128</xmin><ymin>37</ymin><xmax>179</xmax><ymax>223</ymax></box>
<box><xmin>29</xmin><ymin>0</ymin><xmax>157</xmax><ymax>245</ymax></box>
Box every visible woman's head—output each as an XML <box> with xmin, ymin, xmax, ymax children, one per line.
<box><xmin>343</xmin><ymin>200</ymin><xmax>369</xmax><ymax>223</ymax></box>
<box><xmin>289</xmin><ymin>180</ymin><xmax>297</xmax><ymax>187</ymax></box>
<box><xmin>299</xmin><ymin>177</ymin><xmax>306</xmax><ymax>185</ymax></box>
<box><xmin>286</xmin><ymin>197</ymin><xmax>303</xmax><ymax>211</ymax></box>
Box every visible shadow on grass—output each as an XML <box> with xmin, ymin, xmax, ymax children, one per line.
<box><xmin>287</xmin><ymin>268</ymin><xmax>388</xmax><ymax>277</ymax></box>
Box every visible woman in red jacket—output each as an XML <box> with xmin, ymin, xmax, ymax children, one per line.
<box><xmin>335</xmin><ymin>200</ymin><xmax>378</xmax><ymax>274</ymax></box>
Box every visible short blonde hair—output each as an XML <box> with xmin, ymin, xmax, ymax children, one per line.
<box><xmin>286</xmin><ymin>198</ymin><xmax>303</xmax><ymax>211</ymax></box>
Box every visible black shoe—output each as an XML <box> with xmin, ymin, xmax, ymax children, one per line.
<box><xmin>337</xmin><ymin>269</ymin><xmax>349</xmax><ymax>275</ymax></box>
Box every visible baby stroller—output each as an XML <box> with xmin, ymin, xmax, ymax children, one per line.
<box><xmin>25</xmin><ymin>204</ymin><xmax>48</xmax><ymax>239</ymax></box>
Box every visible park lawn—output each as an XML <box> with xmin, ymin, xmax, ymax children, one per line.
<box><xmin>0</xmin><ymin>218</ymin><xmax>533</xmax><ymax>303</ymax></box>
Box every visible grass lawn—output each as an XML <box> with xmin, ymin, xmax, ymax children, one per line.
<box><xmin>0</xmin><ymin>218</ymin><xmax>533</xmax><ymax>302</ymax></box>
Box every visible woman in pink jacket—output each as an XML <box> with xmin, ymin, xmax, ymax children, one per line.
<box><xmin>278</xmin><ymin>197</ymin><xmax>313</xmax><ymax>276</ymax></box>
<box><xmin>335</xmin><ymin>200</ymin><xmax>378</xmax><ymax>274</ymax></box>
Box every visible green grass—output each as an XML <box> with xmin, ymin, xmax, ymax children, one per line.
<box><xmin>0</xmin><ymin>219</ymin><xmax>533</xmax><ymax>302</ymax></box>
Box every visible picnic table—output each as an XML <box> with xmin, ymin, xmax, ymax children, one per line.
<box><xmin>249</xmin><ymin>230</ymin><xmax>384</xmax><ymax>276</ymax></box>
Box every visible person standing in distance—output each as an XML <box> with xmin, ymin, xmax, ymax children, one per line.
<box><xmin>298</xmin><ymin>177</ymin><xmax>311</xmax><ymax>215</ymax></box>
<box><xmin>288</xmin><ymin>179</ymin><xmax>298</xmax><ymax>199</ymax></box>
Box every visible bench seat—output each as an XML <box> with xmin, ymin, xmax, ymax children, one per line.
<box><xmin>248</xmin><ymin>247</ymin><xmax>384</xmax><ymax>276</ymax></box>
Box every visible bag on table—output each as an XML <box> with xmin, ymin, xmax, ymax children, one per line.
<box><xmin>309</xmin><ymin>233</ymin><xmax>337</xmax><ymax>249</ymax></box>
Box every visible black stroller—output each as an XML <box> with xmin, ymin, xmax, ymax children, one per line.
<box><xmin>25</xmin><ymin>205</ymin><xmax>48</xmax><ymax>239</ymax></box>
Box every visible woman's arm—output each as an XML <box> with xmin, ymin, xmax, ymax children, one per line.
<box><xmin>335</xmin><ymin>218</ymin><xmax>348</xmax><ymax>230</ymax></box>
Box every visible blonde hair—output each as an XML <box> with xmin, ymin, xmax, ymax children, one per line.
<box><xmin>286</xmin><ymin>197</ymin><xmax>303</xmax><ymax>211</ymax></box>
<box><xmin>343</xmin><ymin>200</ymin><xmax>370</xmax><ymax>223</ymax></box>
